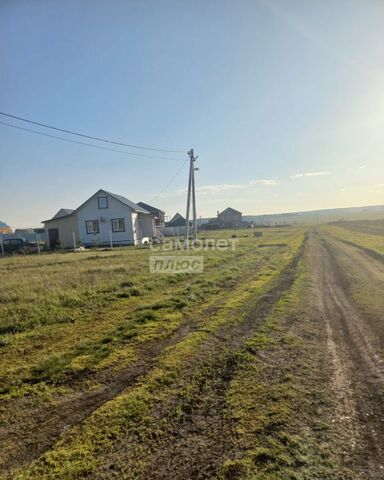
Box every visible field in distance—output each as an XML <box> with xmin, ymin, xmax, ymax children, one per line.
<box><xmin>1</xmin><ymin>223</ymin><xmax>384</xmax><ymax>480</ymax></box>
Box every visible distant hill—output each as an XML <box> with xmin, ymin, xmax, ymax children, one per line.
<box><xmin>243</xmin><ymin>204</ymin><xmax>384</xmax><ymax>226</ymax></box>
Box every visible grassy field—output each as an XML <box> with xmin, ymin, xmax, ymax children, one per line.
<box><xmin>324</xmin><ymin>222</ymin><xmax>384</xmax><ymax>255</ymax></box>
<box><xmin>329</xmin><ymin>220</ymin><xmax>384</xmax><ymax>237</ymax></box>
<box><xmin>1</xmin><ymin>224</ymin><xmax>384</xmax><ymax>479</ymax></box>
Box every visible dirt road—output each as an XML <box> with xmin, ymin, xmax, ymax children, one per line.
<box><xmin>310</xmin><ymin>231</ymin><xmax>384</xmax><ymax>478</ymax></box>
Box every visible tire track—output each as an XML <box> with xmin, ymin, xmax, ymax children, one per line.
<box><xmin>0</xmin><ymin>250</ymin><xmax>288</xmax><ymax>477</ymax></box>
<box><xmin>0</xmin><ymin>294</ymin><xmax>232</xmax><ymax>477</ymax></box>
<box><xmin>310</xmin><ymin>232</ymin><xmax>384</xmax><ymax>477</ymax></box>
<box><xmin>334</xmin><ymin>237</ymin><xmax>384</xmax><ymax>265</ymax></box>
<box><xmin>96</xmin><ymin>239</ymin><xmax>306</xmax><ymax>479</ymax></box>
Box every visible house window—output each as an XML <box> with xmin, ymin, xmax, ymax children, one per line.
<box><xmin>86</xmin><ymin>220</ymin><xmax>99</xmax><ymax>234</ymax></box>
<box><xmin>97</xmin><ymin>196</ymin><xmax>108</xmax><ymax>209</ymax></box>
<box><xmin>111</xmin><ymin>218</ymin><xmax>125</xmax><ymax>232</ymax></box>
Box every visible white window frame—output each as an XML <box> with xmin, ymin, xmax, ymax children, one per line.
<box><xmin>85</xmin><ymin>220</ymin><xmax>99</xmax><ymax>234</ymax></box>
<box><xmin>97</xmin><ymin>196</ymin><xmax>108</xmax><ymax>209</ymax></box>
<box><xmin>111</xmin><ymin>218</ymin><xmax>125</xmax><ymax>233</ymax></box>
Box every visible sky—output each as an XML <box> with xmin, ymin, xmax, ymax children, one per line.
<box><xmin>1</xmin><ymin>0</ymin><xmax>383</xmax><ymax>228</ymax></box>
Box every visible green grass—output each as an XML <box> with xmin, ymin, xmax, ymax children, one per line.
<box><xmin>329</xmin><ymin>220</ymin><xmax>384</xmax><ymax>237</ymax></box>
<box><xmin>0</xmin><ymin>229</ymin><xmax>305</xmax><ymax>393</ymax></box>
<box><xmin>323</xmin><ymin>224</ymin><xmax>384</xmax><ymax>255</ymax></box>
<box><xmin>3</xmin><ymin>227</ymin><xmax>350</xmax><ymax>480</ymax></box>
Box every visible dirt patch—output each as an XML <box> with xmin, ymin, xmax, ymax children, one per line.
<box><xmin>328</xmin><ymin>236</ymin><xmax>384</xmax><ymax>282</ymax></box>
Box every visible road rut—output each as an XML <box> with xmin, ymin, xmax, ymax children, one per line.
<box><xmin>310</xmin><ymin>232</ymin><xmax>384</xmax><ymax>477</ymax></box>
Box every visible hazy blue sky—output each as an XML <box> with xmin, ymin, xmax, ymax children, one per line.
<box><xmin>1</xmin><ymin>0</ymin><xmax>383</xmax><ymax>227</ymax></box>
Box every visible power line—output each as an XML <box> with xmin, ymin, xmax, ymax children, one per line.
<box><xmin>0</xmin><ymin>111</ymin><xmax>186</xmax><ymax>154</ymax></box>
<box><xmin>148</xmin><ymin>158</ymin><xmax>189</xmax><ymax>204</ymax></box>
<box><xmin>0</xmin><ymin>120</ymin><xmax>185</xmax><ymax>161</ymax></box>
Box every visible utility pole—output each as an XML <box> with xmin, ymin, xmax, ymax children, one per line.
<box><xmin>192</xmin><ymin>161</ymin><xmax>198</xmax><ymax>242</ymax></box>
<box><xmin>36</xmin><ymin>233</ymin><xmax>41</xmax><ymax>254</ymax></box>
<box><xmin>184</xmin><ymin>149</ymin><xmax>197</xmax><ymax>248</ymax></box>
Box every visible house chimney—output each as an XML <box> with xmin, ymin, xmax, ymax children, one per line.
<box><xmin>217</xmin><ymin>210</ymin><xmax>220</xmax><ymax>217</ymax></box>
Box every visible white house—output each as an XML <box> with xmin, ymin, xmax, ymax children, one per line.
<box><xmin>43</xmin><ymin>189</ymin><xmax>155</xmax><ymax>248</ymax></box>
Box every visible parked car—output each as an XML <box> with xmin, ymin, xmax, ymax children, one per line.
<box><xmin>1</xmin><ymin>238</ymin><xmax>39</xmax><ymax>254</ymax></box>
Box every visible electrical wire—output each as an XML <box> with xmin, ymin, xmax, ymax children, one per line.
<box><xmin>148</xmin><ymin>158</ymin><xmax>189</xmax><ymax>203</ymax></box>
<box><xmin>0</xmin><ymin>111</ymin><xmax>187</xmax><ymax>154</ymax></box>
<box><xmin>0</xmin><ymin>120</ymin><xmax>186</xmax><ymax>161</ymax></box>
<box><xmin>0</xmin><ymin>113</ymin><xmax>191</xmax><ymax>205</ymax></box>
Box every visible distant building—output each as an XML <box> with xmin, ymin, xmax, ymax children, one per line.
<box><xmin>43</xmin><ymin>189</ymin><xmax>156</xmax><ymax>248</ymax></box>
<box><xmin>202</xmin><ymin>207</ymin><xmax>243</xmax><ymax>230</ymax></box>
<box><xmin>158</xmin><ymin>213</ymin><xmax>192</xmax><ymax>237</ymax></box>
<box><xmin>137</xmin><ymin>202</ymin><xmax>165</xmax><ymax>226</ymax></box>
<box><xmin>14</xmin><ymin>228</ymin><xmax>37</xmax><ymax>237</ymax></box>
<box><xmin>217</xmin><ymin>207</ymin><xmax>243</xmax><ymax>228</ymax></box>
<box><xmin>166</xmin><ymin>213</ymin><xmax>188</xmax><ymax>228</ymax></box>
<box><xmin>0</xmin><ymin>221</ymin><xmax>12</xmax><ymax>234</ymax></box>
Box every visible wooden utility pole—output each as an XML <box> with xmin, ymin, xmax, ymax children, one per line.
<box><xmin>185</xmin><ymin>149</ymin><xmax>197</xmax><ymax>248</ymax></box>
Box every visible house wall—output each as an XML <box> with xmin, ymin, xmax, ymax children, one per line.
<box><xmin>218</xmin><ymin>211</ymin><xmax>242</xmax><ymax>228</ymax></box>
<box><xmin>76</xmin><ymin>193</ymin><xmax>135</xmax><ymax>246</ymax></box>
<box><xmin>137</xmin><ymin>213</ymin><xmax>154</xmax><ymax>238</ymax></box>
<box><xmin>44</xmin><ymin>215</ymin><xmax>79</xmax><ymax>248</ymax></box>
<box><xmin>131</xmin><ymin>212</ymin><xmax>138</xmax><ymax>245</ymax></box>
